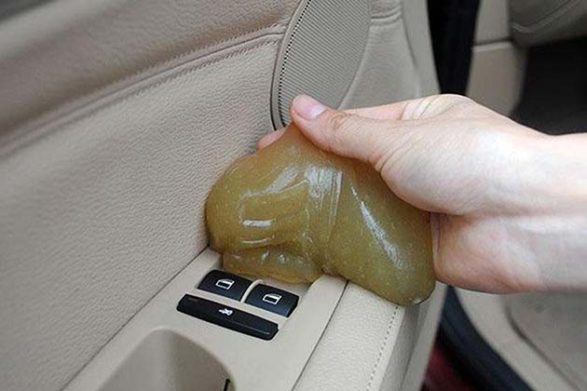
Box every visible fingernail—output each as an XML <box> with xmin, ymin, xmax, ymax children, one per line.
<box><xmin>292</xmin><ymin>95</ymin><xmax>327</xmax><ymax>120</ymax></box>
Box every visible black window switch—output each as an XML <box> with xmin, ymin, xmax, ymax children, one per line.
<box><xmin>198</xmin><ymin>270</ymin><xmax>252</xmax><ymax>301</ymax></box>
<box><xmin>177</xmin><ymin>295</ymin><xmax>278</xmax><ymax>340</ymax></box>
<box><xmin>245</xmin><ymin>284</ymin><xmax>299</xmax><ymax>317</ymax></box>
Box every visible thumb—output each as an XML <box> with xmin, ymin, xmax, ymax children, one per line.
<box><xmin>290</xmin><ymin>95</ymin><xmax>397</xmax><ymax>165</ymax></box>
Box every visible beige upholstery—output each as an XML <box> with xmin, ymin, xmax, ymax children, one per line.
<box><xmin>468</xmin><ymin>0</ymin><xmax>526</xmax><ymax>116</ymax></box>
<box><xmin>1</xmin><ymin>38</ymin><xmax>282</xmax><ymax>391</ymax></box>
<box><xmin>507</xmin><ymin>293</ymin><xmax>587</xmax><ymax>391</ymax></box>
<box><xmin>295</xmin><ymin>284</ymin><xmax>445</xmax><ymax>391</ymax></box>
<box><xmin>475</xmin><ymin>0</ymin><xmax>510</xmax><ymax>44</ymax></box>
<box><xmin>0</xmin><ymin>1</ymin><xmax>441</xmax><ymax>390</ymax></box>
<box><xmin>0</xmin><ymin>0</ymin><xmax>298</xmax><ymax>135</ymax></box>
<box><xmin>341</xmin><ymin>2</ymin><xmax>418</xmax><ymax>109</ymax></box>
<box><xmin>510</xmin><ymin>0</ymin><xmax>587</xmax><ymax>46</ymax></box>
<box><xmin>457</xmin><ymin>289</ymin><xmax>577</xmax><ymax>391</ymax></box>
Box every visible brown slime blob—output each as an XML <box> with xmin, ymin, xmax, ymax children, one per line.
<box><xmin>206</xmin><ymin>125</ymin><xmax>435</xmax><ymax>305</ymax></box>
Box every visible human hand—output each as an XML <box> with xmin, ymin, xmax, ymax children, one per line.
<box><xmin>259</xmin><ymin>95</ymin><xmax>587</xmax><ymax>293</ymax></box>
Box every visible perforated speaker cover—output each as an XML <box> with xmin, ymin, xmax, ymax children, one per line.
<box><xmin>271</xmin><ymin>0</ymin><xmax>371</xmax><ymax>127</ymax></box>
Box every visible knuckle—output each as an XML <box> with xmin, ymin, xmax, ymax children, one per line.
<box><xmin>442</xmin><ymin>94</ymin><xmax>475</xmax><ymax>109</ymax></box>
<box><xmin>416</xmin><ymin>94</ymin><xmax>475</xmax><ymax>118</ymax></box>
<box><xmin>441</xmin><ymin>94</ymin><xmax>471</xmax><ymax>103</ymax></box>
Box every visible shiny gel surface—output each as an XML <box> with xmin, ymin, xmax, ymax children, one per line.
<box><xmin>206</xmin><ymin>126</ymin><xmax>435</xmax><ymax>305</ymax></box>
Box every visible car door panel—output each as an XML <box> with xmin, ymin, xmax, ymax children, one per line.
<box><xmin>1</xmin><ymin>35</ymin><xmax>281</xmax><ymax>391</ymax></box>
<box><xmin>0</xmin><ymin>1</ymin><xmax>443</xmax><ymax>390</ymax></box>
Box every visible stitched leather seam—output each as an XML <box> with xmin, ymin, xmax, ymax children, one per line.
<box><xmin>0</xmin><ymin>38</ymin><xmax>279</xmax><ymax>158</ymax></box>
<box><xmin>115</xmin><ymin>23</ymin><xmax>286</xmax><ymax>96</ymax></box>
<box><xmin>1</xmin><ymin>23</ymin><xmax>286</xmax><ymax>146</ymax></box>
<box><xmin>365</xmin><ymin>305</ymin><xmax>400</xmax><ymax>391</ymax></box>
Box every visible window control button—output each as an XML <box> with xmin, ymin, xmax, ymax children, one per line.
<box><xmin>177</xmin><ymin>295</ymin><xmax>278</xmax><ymax>340</ymax></box>
<box><xmin>245</xmin><ymin>284</ymin><xmax>299</xmax><ymax>317</ymax></box>
<box><xmin>198</xmin><ymin>270</ymin><xmax>252</xmax><ymax>301</ymax></box>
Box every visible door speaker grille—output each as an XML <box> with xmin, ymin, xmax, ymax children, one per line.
<box><xmin>271</xmin><ymin>0</ymin><xmax>371</xmax><ymax>127</ymax></box>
